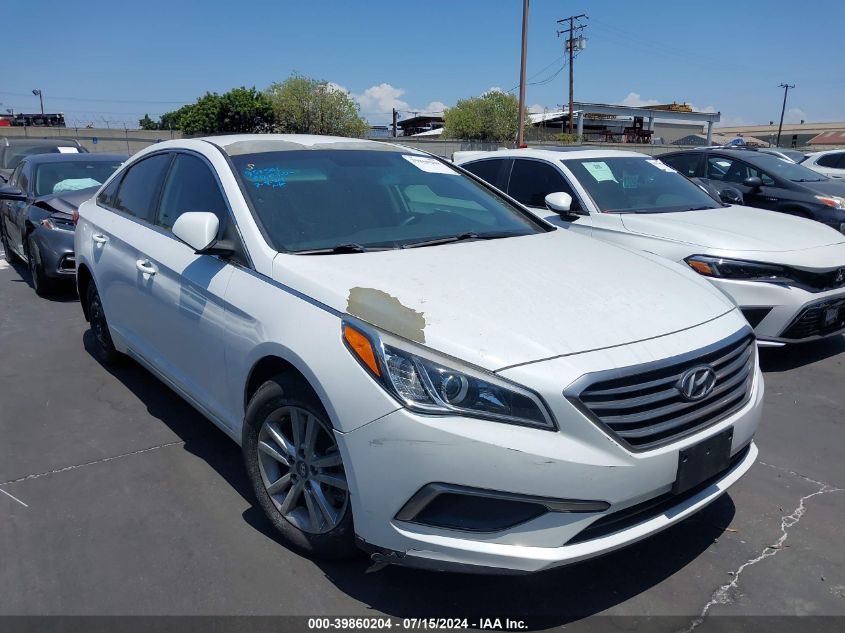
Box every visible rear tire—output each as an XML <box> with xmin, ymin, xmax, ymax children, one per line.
<box><xmin>27</xmin><ymin>238</ymin><xmax>57</xmax><ymax>297</ymax></box>
<box><xmin>242</xmin><ymin>374</ymin><xmax>358</xmax><ymax>559</ymax></box>
<box><xmin>86</xmin><ymin>282</ymin><xmax>121</xmax><ymax>365</ymax></box>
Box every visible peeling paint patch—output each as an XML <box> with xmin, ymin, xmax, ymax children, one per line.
<box><xmin>347</xmin><ymin>287</ymin><xmax>427</xmax><ymax>344</ymax></box>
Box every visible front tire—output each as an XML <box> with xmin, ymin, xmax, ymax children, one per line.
<box><xmin>242</xmin><ymin>375</ymin><xmax>357</xmax><ymax>559</ymax></box>
<box><xmin>86</xmin><ymin>282</ymin><xmax>121</xmax><ymax>365</ymax></box>
<box><xmin>28</xmin><ymin>238</ymin><xmax>57</xmax><ymax>297</ymax></box>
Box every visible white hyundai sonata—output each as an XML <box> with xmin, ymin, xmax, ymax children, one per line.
<box><xmin>74</xmin><ymin>135</ymin><xmax>762</xmax><ymax>573</ymax></box>
<box><xmin>455</xmin><ymin>148</ymin><xmax>845</xmax><ymax>346</ymax></box>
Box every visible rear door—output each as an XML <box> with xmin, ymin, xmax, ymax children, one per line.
<box><xmin>505</xmin><ymin>158</ymin><xmax>592</xmax><ymax>234</ymax></box>
<box><xmin>90</xmin><ymin>152</ymin><xmax>173</xmax><ymax>356</ymax></box>
<box><xmin>136</xmin><ymin>151</ymin><xmax>240</xmax><ymax>425</ymax></box>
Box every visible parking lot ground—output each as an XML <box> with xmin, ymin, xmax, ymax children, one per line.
<box><xmin>1</xmin><ymin>253</ymin><xmax>844</xmax><ymax>630</ymax></box>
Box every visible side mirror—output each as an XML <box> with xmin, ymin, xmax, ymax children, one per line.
<box><xmin>0</xmin><ymin>185</ymin><xmax>27</xmax><ymax>201</ymax></box>
<box><xmin>172</xmin><ymin>212</ymin><xmax>220</xmax><ymax>252</ymax></box>
<box><xmin>743</xmin><ymin>176</ymin><xmax>763</xmax><ymax>189</ymax></box>
<box><xmin>545</xmin><ymin>191</ymin><xmax>573</xmax><ymax>214</ymax></box>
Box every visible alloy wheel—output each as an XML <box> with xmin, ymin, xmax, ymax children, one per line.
<box><xmin>257</xmin><ymin>406</ymin><xmax>348</xmax><ymax>534</ymax></box>
<box><xmin>89</xmin><ymin>292</ymin><xmax>113</xmax><ymax>352</ymax></box>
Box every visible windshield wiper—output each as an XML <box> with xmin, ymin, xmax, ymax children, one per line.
<box><xmin>297</xmin><ymin>243</ymin><xmax>374</xmax><ymax>255</ymax></box>
<box><xmin>401</xmin><ymin>231</ymin><xmax>515</xmax><ymax>249</ymax></box>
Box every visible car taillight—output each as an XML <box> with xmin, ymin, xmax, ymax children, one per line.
<box><xmin>72</xmin><ymin>208</ymin><xmax>79</xmax><ymax>225</ymax></box>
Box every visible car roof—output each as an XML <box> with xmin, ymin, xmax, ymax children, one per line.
<box><xmin>1</xmin><ymin>137</ymin><xmax>82</xmax><ymax>148</ymax></box>
<box><xmin>455</xmin><ymin>147</ymin><xmax>647</xmax><ymax>162</ymax></box>
<box><xmin>198</xmin><ymin>134</ymin><xmax>421</xmax><ymax>156</ymax></box>
<box><xmin>22</xmin><ymin>152</ymin><xmax>126</xmax><ymax>166</ymax></box>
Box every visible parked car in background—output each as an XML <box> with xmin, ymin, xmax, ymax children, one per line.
<box><xmin>802</xmin><ymin>149</ymin><xmax>845</xmax><ymax>179</ymax></box>
<box><xmin>0</xmin><ymin>137</ymin><xmax>87</xmax><ymax>183</ymax></box>
<box><xmin>658</xmin><ymin>147</ymin><xmax>845</xmax><ymax>232</ymax></box>
<box><xmin>74</xmin><ymin>135</ymin><xmax>762</xmax><ymax>573</ymax></box>
<box><xmin>455</xmin><ymin>148</ymin><xmax>845</xmax><ymax>346</ymax></box>
<box><xmin>0</xmin><ymin>153</ymin><xmax>125</xmax><ymax>295</ymax></box>
<box><xmin>756</xmin><ymin>147</ymin><xmax>807</xmax><ymax>163</ymax></box>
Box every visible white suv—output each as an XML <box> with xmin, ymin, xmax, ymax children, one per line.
<box><xmin>803</xmin><ymin>149</ymin><xmax>845</xmax><ymax>179</ymax></box>
<box><xmin>455</xmin><ymin>148</ymin><xmax>845</xmax><ymax>346</ymax></box>
<box><xmin>75</xmin><ymin>135</ymin><xmax>762</xmax><ymax>573</ymax></box>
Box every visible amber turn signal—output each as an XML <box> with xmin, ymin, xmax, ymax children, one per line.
<box><xmin>343</xmin><ymin>325</ymin><xmax>381</xmax><ymax>377</ymax></box>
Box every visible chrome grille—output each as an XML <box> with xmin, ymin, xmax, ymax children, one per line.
<box><xmin>570</xmin><ymin>333</ymin><xmax>755</xmax><ymax>451</ymax></box>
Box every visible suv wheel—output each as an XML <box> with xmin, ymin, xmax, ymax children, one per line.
<box><xmin>28</xmin><ymin>238</ymin><xmax>56</xmax><ymax>297</ymax></box>
<box><xmin>243</xmin><ymin>375</ymin><xmax>357</xmax><ymax>559</ymax></box>
<box><xmin>86</xmin><ymin>282</ymin><xmax>121</xmax><ymax>365</ymax></box>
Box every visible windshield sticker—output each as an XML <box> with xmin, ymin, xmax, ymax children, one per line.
<box><xmin>402</xmin><ymin>155</ymin><xmax>459</xmax><ymax>175</ymax></box>
<box><xmin>622</xmin><ymin>174</ymin><xmax>639</xmax><ymax>189</ymax></box>
<box><xmin>582</xmin><ymin>161</ymin><xmax>617</xmax><ymax>182</ymax></box>
<box><xmin>57</xmin><ymin>147</ymin><xmax>80</xmax><ymax>154</ymax></box>
<box><xmin>242</xmin><ymin>165</ymin><xmax>292</xmax><ymax>189</ymax></box>
<box><xmin>646</xmin><ymin>159</ymin><xmax>677</xmax><ymax>173</ymax></box>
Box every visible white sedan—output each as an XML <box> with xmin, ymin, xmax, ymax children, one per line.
<box><xmin>74</xmin><ymin>135</ymin><xmax>761</xmax><ymax>573</ymax></box>
<box><xmin>455</xmin><ymin>148</ymin><xmax>845</xmax><ymax>346</ymax></box>
<box><xmin>803</xmin><ymin>149</ymin><xmax>845</xmax><ymax>179</ymax></box>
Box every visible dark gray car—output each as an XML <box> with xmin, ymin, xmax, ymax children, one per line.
<box><xmin>0</xmin><ymin>153</ymin><xmax>125</xmax><ymax>295</ymax></box>
<box><xmin>0</xmin><ymin>137</ymin><xmax>88</xmax><ymax>183</ymax></box>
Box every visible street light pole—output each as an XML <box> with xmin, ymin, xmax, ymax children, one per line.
<box><xmin>516</xmin><ymin>0</ymin><xmax>529</xmax><ymax>148</ymax></box>
<box><xmin>775</xmin><ymin>83</ymin><xmax>794</xmax><ymax>148</ymax></box>
<box><xmin>32</xmin><ymin>89</ymin><xmax>44</xmax><ymax>115</ymax></box>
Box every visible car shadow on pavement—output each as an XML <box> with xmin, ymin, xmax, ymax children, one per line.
<box><xmin>759</xmin><ymin>335</ymin><xmax>845</xmax><ymax>373</ymax></box>
<box><xmin>82</xmin><ymin>329</ymin><xmax>735</xmax><ymax>627</ymax></box>
<box><xmin>8</xmin><ymin>258</ymin><xmax>79</xmax><ymax>302</ymax></box>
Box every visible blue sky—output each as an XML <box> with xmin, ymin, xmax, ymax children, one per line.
<box><xmin>2</xmin><ymin>0</ymin><xmax>843</xmax><ymax>129</ymax></box>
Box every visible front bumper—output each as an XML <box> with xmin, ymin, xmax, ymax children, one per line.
<box><xmin>711</xmin><ymin>277</ymin><xmax>845</xmax><ymax>344</ymax></box>
<box><xmin>32</xmin><ymin>227</ymin><xmax>75</xmax><ymax>278</ymax></box>
<box><xmin>339</xmin><ymin>319</ymin><xmax>764</xmax><ymax>574</ymax></box>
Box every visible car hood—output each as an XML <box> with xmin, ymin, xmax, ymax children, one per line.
<box><xmin>800</xmin><ymin>179</ymin><xmax>845</xmax><ymax>195</ymax></box>
<box><xmin>272</xmin><ymin>231</ymin><xmax>735</xmax><ymax>370</ymax></box>
<box><xmin>620</xmin><ymin>205</ymin><xmax>845</xmax><ymax>252</ymax></box>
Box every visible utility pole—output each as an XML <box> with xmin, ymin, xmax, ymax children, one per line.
<box><xmin>516</xmin><ymin>0</ymin><xmax>529</xmax><ymax>147</ymax></box>
<box><xmin>392</xmin><ymin>107</ymin><xmax>398</xmax><ymax>137</ymax></box>
<box><xmin>32</xmin><ymin>89</ymin><xmax>44</xmax><ymax>115</ymax></box>
<box><xmin>557</xmin><ymin>14</ymin><xmax>587</xmax><ymax>134</ymax></box>
<box><xmin>775</xmin><ymin>83</ymin><xmax>794</xmax><ymax>148</ymax></box>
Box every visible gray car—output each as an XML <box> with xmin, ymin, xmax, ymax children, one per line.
<box><xmin>0</xmin><ymin>153</ymin><xmax>125</xmax><ymax>295</ymax></box>
<box><xmin>0</xmin><ymin>137</ymin><xmax>87</xmax><ymax>183</ymax></box>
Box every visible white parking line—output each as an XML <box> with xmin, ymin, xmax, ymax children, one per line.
<box><xmin>0</xmin><ymin>487</ymin><xmax>28</xmax><ymax>508</ymax></box>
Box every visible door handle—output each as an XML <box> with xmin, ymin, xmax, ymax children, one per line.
<box><xmin>135</xmin><ymin>259</ymin><xmax>157</xmax><ymax>275</ymax></box>
<box><xmin>92</xmin><ymin>234</ymin><xmax>108</xmax><ymax>244</ymax></box>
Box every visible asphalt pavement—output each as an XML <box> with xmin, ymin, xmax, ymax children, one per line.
<box><xmin>0</xmin><ymin>252</ymin><xmax>843</xmax><ymax>631</ymax></box>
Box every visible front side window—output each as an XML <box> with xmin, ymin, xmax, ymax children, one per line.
<box><xmin>508</xmin><ymin>159</ymin><xmax>580</xmax><ymax>209</ymax></box>
<box><xmin>229</xmin><ymin>149</ymin><xmax>544</xmax><ymax>253</ymax></box>
<box><xmin>114</xmin><ymin>153</ymin><xmax>172</xmax><ymax>222</ymax></box>
<box><xmin>34</xmin><ymin>160</ymin><xmax>123</xmax><ymax>197</ymax></box>
<box><xmin>157</xmin><ymin>154</ymin><xmax>229</xmax><ymax>232</ymax></box>
<box><xmin>562</xmin><ymin>156</ymin><xmax>720</xmax><ymax>214</ymax></box>
<box><xmin>817</xmin><ymin>154</ymin><xmax>839</xmax><ymax>168</ymax></box>
<box><xmin>706</xmin><ymin>156</ymin><xmax>775</xmax><ymax>185</ymax></box>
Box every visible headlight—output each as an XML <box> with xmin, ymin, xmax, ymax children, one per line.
<box><xmin>685</xmin><ymin>255</ymin><xmax>795</xmax><ymax>283</ymax></box>
<box><xmin>815</xmin><ymin>195</ymin><xmax>845</xmax><ymax>210</ymax></box>
<box><xmin>342</xmin><ymin>321</ymin><xmax>555</xmax><ymax>430</ymax></box>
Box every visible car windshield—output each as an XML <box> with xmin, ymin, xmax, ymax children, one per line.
<box><xmin>747</xmin><ymin>153</ymin><xmax>826</xmax><ymax>182</ymax></box>
<box><xmin>561</xmin><ymin>156</ymin><xmax>721</xmax><ymax>214</ymax></box>
<box><xmin>229</xmin><ymin>149</ymin><xmax>545</xmax><ymax>252</ymax></box>
<box><xmin>34</xmin><ymin>160</ymin><xmax>123</xmax><ymax>196</ymax></box>
<box><xmin>3</xmin><ymin>145</ymin><xmax>81</xmax><ymax>170</ymax></box>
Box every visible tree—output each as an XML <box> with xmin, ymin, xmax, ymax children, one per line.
<box><xmin>138</xmin><ymin>114</ymin><xmax>158</xmax><ymax>130</ymax></box>
<box><xmin>442</xmin><ymin>90</ymin><xmax>526</xmax><ymax>143</ymax></box>
<box><xmin>265</xmin><ymin>75</ymin><xmax>369</xmax><ymax>137</ymax></box>
<box><xmin>156</xmin><ymin>87</ymin><xmax>273</xmax><ymax>135</ymax></box>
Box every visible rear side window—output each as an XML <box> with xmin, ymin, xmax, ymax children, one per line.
<box><xmin>508</xmin><ymin>159</ymin><xmax>579</xmax><ymax>208</ymax></box>
<box><xmin>97</xmin><ymin>175</ymin><xmax>122</xmax><ymax>208</ymax></box>
<box><xmin>817</xmin><ymin>154</ymin><xmax>838</xmax><ymax>168</ymax></box>
<box><xmin>156</xmin><ymin>154</ymin><xmax>229</xmax><ymax>233</ymax></box>
<box><xmin>462</xmin><ymin>159</ymin><xmax>507</xmax><ymax>189</ymax></box>
<box><xmin>114</xmin><ymin>153</ymin><xmax>172</xmax><ymax>222</ymax></box>
<box><xmin>662</xmin><ymin>153</ymin><xmax>700</xmax><ymax>178</ymax></box>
